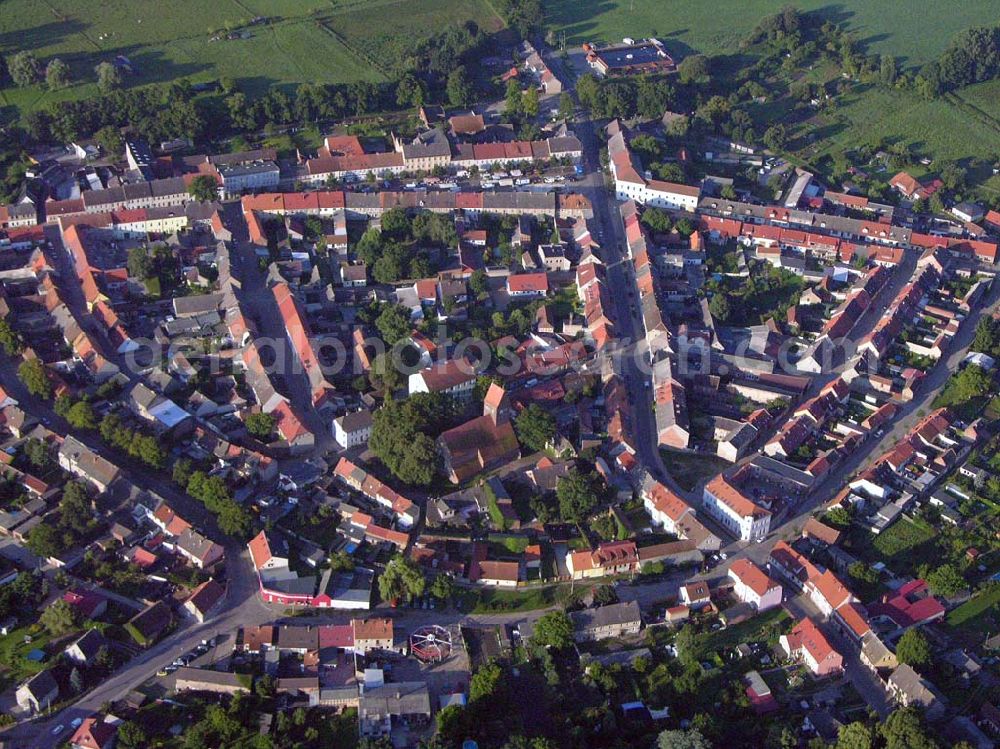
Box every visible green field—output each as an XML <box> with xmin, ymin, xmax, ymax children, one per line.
<box><xmin>0</xmin><ymin>0</ymin><xmax>502</xmax><ymax>119</ymax></box>
<box><xmin>947</xmin><ymin>584</ymin><xmax>1000</xmax><ymax>637</ymax></box>
<box><xmin>547</xmin><ymin>0</ymin><xmax>995</xmax><ymax>66</ymax></box>
<box><xmin>550</xmin><ymin>0</ymin><xmax>1000</xmax><ymax>169</ymax></box>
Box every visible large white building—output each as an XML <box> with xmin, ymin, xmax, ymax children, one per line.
<box><xmin>702</xmin><ymin>475</ymin><xmax>771</xmax><ymax>541</ymax></box>
<box><xmin>219</xmin><ymin>161</ymin><xmax>280</xmax><ymax>196</ymax></box>
<box><xmin>607</xmin><ymin>123</ymin><xmax>700</xmax><ymax>210</ymax></box>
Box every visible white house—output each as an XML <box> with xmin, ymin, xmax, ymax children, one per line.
<box><xmin>16</xmin><ymin>670</ymin><xmax>58</xmax><ymax>714</ymax></box>
<box><xmin>702</xmin><ymin>475</ymin><xmax>771</xmax><ymax>541</ymax></box>
<box><xmin>728</xmin><ymin>559</ymin><xmax>782</xmax><ymax>611</ymax></box>
<box><xmin>333</xmin><ymin>409</ymin><xmax>374</xmax><ymax>449</ymax></box>
<box><xmin>408</xmin><ymin>360</ymin><xmax>477</xmax><ymax>398</ymax></box>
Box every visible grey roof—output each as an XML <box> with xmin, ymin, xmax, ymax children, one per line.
<box><xmin>20</xmin><ymin>669</ymin><xmax>57</xmax><ymax>701</ymax></box>
<box><xmin>275</xmin><ymin>625</ymin><xmax>319</xmax><ymax>651</ymax></box>
<box><xmin>129</xmin><ymin>382</ymin><xmax>161</xmax><ymax>411</ymax></box>
<box><xmin>335</xmin><ymin>409</ymin><xmax>373</xmax><ymax>433</ymax></box>
<box><xmin>570</xmin><ymin>601</ymin><xmax>642</xmax><ymax>632</ymax></box>
<box><xmin>697</xmin><ymin>197</ymin><xmax>912</xmax><ymax>245</ymax></box>
<box><xmin>172</xmin><ymin>293</ymin><xmax>224</xmax><ymax>317</ymax></box>
<box><xmin>219</xmin><ymin>161</ymin><xmax>280</xmax><ymax>179</ymax></box>
<box><xmin>359</xmin><ymin>681</ymin><xmax>431</xmax><ymax>718</ymax></box>
<box><xmin>860</xmin><ymin>631</ymin><xmax>893</xmax><ymax>665</ymax></box>
<box><xmin>67</xmin><ymin>628</ymin><xmax>106</xmax><ymax>659</ymax></box>
<box><xmin>888</xmin><ymin>664</ymin><xmax>945</xmax><ymax>709</ymax></box>
<box><xmin>548</xmin><ymin>136</ymin><xmax>582</xmax><ymax>154</ymax></box>
<box><xmin>175</xmin><ymin>528</ymin><xmax>220</xmax><ymax>562</ymax></box>
<box><xmin>149</xmin><ymin>177</ymin><xmax>187</xmax><ymax>198</ymax></box>
<box><xmin>59</xmin><ymin>435</ymin><xmax>121</xmax><ymax>488</ymax></box>
<box><xmin>210</xmin><ymin>148</ymin><xmax>278</xmax><ymax>166</ymax></box>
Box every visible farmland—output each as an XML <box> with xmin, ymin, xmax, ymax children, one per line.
<box><xmin>546</xmin><ymin>0</ymin><xmax>996</xmax><ymax>66</ymax></box>
<box><xmin>549</xmin><ymin>0</ymin><xmax>1000</xmax><ymax>169</ymax></box>
<box><xmin>0</xmin><ymin>0</ymin><xmax>502</xmax><ymax>121</ymax></box>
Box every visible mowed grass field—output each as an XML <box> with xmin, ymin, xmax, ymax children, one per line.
<box><xmin>547</xmin><ymin>0</ymin><xmax>995</xmax><ymax>66</ymax></box>
<box><xmin>0</xmin><ymin>0</ymin><xmax>502</xmax><ymax>121</ymax></box>
<box><xmin>549</xmin><ymin>0</ymin><xmax>1000</xmax><ymax>165</ymax></box>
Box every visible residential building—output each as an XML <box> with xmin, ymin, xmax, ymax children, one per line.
<box><xmin>569</xmin><ymin>601</ymin><xmax>642</xmax><ymax>641</ymax></box>
<box><xmin>408</xmin><ymin>359</ymin><xmax>477</xmax><ymax>398</ymax></box>
<box><xmin>16</xmin><ymin>669</ymin><xmax>58</xmax><ymax>714</ymax></box>
<box><xmin>64</xmin><ymin>629</ymin><xmax>106</xmax><ymax>665</ymax></box>
<box><xmin>333</xmin><ymin>409</ymin><xmax>374</xmax><ymax>449</ymax></box>
<box><xmin>887</xmin><ymin>664</ymin><xmax>946</xmax><ymax>720</ymax></box>
<box><xmin>352</xmin><ymin>618</ymin><xmax>394</xmax><ymax>653</ymax></box>
<box><xmin>780</xmin><ymin>618</ymin><xmax>843</xmax><ymax>677</ymax></box>
<box><xmin>359</xmin><ymin>682</ymin><xmax>432</xmax><ymax>738</ymax></box>
<box><xmin>702</xmin><ymin>475</ymin><xmax>771</xmax><ymax>541</ymax></box>
<box><xmin>728</xmin><ymin>559</ymin><xmax>782</xmax><ymax>611</ymax></box>
<box><xmin>567</xmin><ymin>541</ymin><xmax>639</xmax><ymax>579</ymax></box>
<box><xmin>184</xmin><ymin>579</ymin><xmax>226</xmax><ymax>623</ymax></box>
<box><xmin>58</xmin><ymin>435</ymin><xmax>120</xmax><ymax>493</ymax></box>
<box><xmin>70</xmin><ymin>716</ymin><xmax>118</xmax><ymax>749</ymax></box>
<box><xmin>680</xmin><ymin>580</ymin><xmax>712</xmax><ymax>609</ymax></box>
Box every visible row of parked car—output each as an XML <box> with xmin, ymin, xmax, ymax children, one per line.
<box><xmin>156</xmin><ymin>637</ymin><xmax>216</xmax><ymax>676</ymax></box>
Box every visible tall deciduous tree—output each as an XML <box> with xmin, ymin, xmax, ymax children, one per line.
<box><xmin>45</xmin><ymin>58</ymin><xmax>70</xmax><ymax>90</ymax></box>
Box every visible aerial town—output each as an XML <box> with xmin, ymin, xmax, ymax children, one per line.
<box><xmin>1</xmin><ymin>2</ymin><xmax>1000</xmax><ymax>748</ymax></box>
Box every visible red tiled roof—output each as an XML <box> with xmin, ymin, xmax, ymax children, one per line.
<box><xmin>729</xmin><ymin>558</ymin><xmax>779</xmax><ymax>597</ymax></box>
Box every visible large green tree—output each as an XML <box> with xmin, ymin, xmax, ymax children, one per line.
<box><xmin>926</xmin><ymin>563</ymin><xmax>966</xmax><ymax>597</ymax></box>
<box><xmin>514</xmin><ymin>404</ymin><xmax>555</xmax><ymax>453</ymax></box>
<box><xmin>556</xmin><ymin>468</ymin><xmax>602</xmax><ymax>523</ymax></box>
<box><xmin>0</xmin><ymin>318</ymin><xmax>23</xmax><ymax>355</ymax></box>
<box><xmin>8</xmin><ymin>52</ymin><xmax>40</xmax><ymax>86</ymax></box>
<box><xmin>531</xmin><ymin>610</ymin><xmax>574</xmax><ymax>650</ymax></box>
<box><xmin>45</xmin><ymin>58</ymin><xmax>70</xmax><ymax>90</ymax></box>
<box><xmin>40</xmin><ymin>598</ymin><xmax>78</xmax><ymax>635</ymax></box>
<box><xmin>378</xmin><ymin>555</ymin><xmax>425</xmax><ymax>603</ymax></box>
<box><xmin>18</xmin><ymin>358</ymin><xmax>51</xmax><ymax>399</ymax></box>
<box><xmin>895</xmin><ymin>628</ymin><xmax>931</xmax><ymax>668</ymax></box>
<box><xmin>188</xmin><ymin>174</ymin><xmax>219</xmax><ymax>203</ymax></box>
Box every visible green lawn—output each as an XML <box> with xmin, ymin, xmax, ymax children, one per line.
<box><xmin>851</xmin><ymin>515</ymin><xmax>940</xmax><ymax>570</ymax></box>
<box><xmin>947</xmin><ymin>584</ymin><xmax>1000</xmax><ymax>634</ymax></box>
<box><xmin>549</xmin><ymin>0</ymin><xmax>1000</xmax><ymax>168</ymax></box>
<box><xmin>692</xmin><ymin>607</ymin><xmax>791</xmax><ymax>660</ymax></box>
<box><xmin>659</xmin><ymin>450</ymin><xmax>728</xmax><ymax>493</ymax></box>
<box><xmin>0</xmin><ymin>624</ymin><xmax>59</xmax><ymax>691</ymax></box>
<box><xmin>0</xmin><ymin>0</ymin><xmax>501</xmax><ymax>119</ymax></box>
<box><xmin>489</xmin><ymin>533</ymin><xmax>531</xmax><ymax>556</ymax></box>
<box><xmin>547</xmin><ymin>0</ymin><xmax>995</xmax><ymax>66</ymax></box>
<box><xmin>467</xmin><ymin>582</ymin><xmax>586</xmax><ymax>613</ymax></box>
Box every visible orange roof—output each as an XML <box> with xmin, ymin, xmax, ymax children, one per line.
<box><xmin>802</xmin><ymin>517</ymin><xmax>842</xmax><ymax>545</ymax></box>
<box><xmin>810</xmin><ymin>569</ymin><xmax>853</xmax><ymax>610</ymax></box>
<box><xmin>271</xmin><ymin>400</ymin><xmax>311</xmax><ymax>443</ymax></box>
<box><xmin>352</xmin><ymin>617</ymin><xmax>393</xmax><ymax>641</ymax></box>
<box><xmin>729</xmin><ymin>558</ymin><xmax>779</xmax><ymax>597</ymax></box>
<box><xmin>645</xmin><ymin>480</ymin><xmax>691</xmax><ymax>522</ymax></box>
<box><xmin>835</xmin><ymin>601</ymin><xmax>871</xmax><ymax>639</ymax></box>
<box><xmin>248</xmin><ymin>530</ymin><xmax>275</xmax><ymax>570</ymax></box>
<box><xmin>477</xmin><ymin>560</ymin><xmax>519</xmax><ymax>582</ymax></box>
<box><xmin>786</xmin><ymin>617</ymin><xmax>839</xmax><ymax>665</ymax></box>
<box><xmin>483</xmin><ymin>382</ymin><xmax>506</xmax><ymax>412</ymax></box>
<box><xmin>507</xmin><ymin>272</ymin><xmax>549</xmax><ymax>293</ymax></box>
<box><xmin>705</xmin><ymin>475</ymin><xmax>769</xmax><ymax>519</ymax></box>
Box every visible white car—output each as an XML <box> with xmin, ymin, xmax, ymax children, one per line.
<box><xmin>51</xmin><ymin>725</ymin><xmax>64</xmax><ymax>736</ymax></box>
<box><xmin>71</xmin><ymin>717</ymin><xmax>84</xmax><ymax>728</ymax></box>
